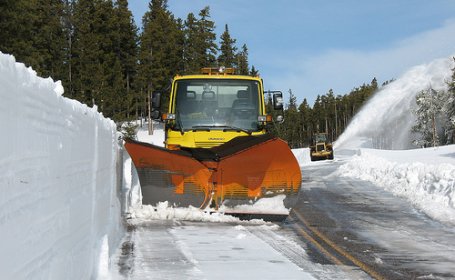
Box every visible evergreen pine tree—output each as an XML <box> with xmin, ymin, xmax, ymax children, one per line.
<box><xmin>183</xmin><ymin>7</ymin><xmax>217</xmax><ymax>73</ymax></box>
<box><xmin>138</xmin><ymin>0</ymin><xmax>182</xmax><ymax>112</ymax></box>
<box><xmin>72</xmin><ymin>0</ymin><xmax>102</xmax><ymax>105</ymax></box>
<box><xmin>298</xmin><ymin>98</ymin><xmax>313</xmax><ymax>146</ymax></box>
<box><xmin>61</xmin><ymin>0</ymin><xmax>74</xmax><ymax>98</ymax></box>
<box><xmin>444</xmin><ymin>58</ymin><xmax>455</xmax><ymax>143</ymax></box>
<box><xmin>412</xmin><ymin>87</ymin><xmax>445</xmax><ymax>147</ymax></box>
<box><xmin>282</xmin><ymin>89</ymin><xmax>300</xmax><ymax>147</ymax></box>
<box><xmin>0</xmin><ymin>0</ymin><xmax>66</xmax><ymax>80</ymax></box>
<box><xmin>31</xmin><ymin>0</ymin><xmax>67</xmax><ymax>80</ymax></box>
<box><xmin>0</xmin><ymin>0</ymin><xmax>36</xmax><ymax>65</ymax></box>
<box><xmin>198</xmin><ymin>7</ymin><xmax>218</xmax><ymax>67</ymax></box>
<box><xmin>71</xmin><ymin>0</ymin><xmax>125</xmax><ymax>120</ymax></box>
<box><xmin>218</xmin><ymin>24</ymin><xmax>237</xmax><ymax>68</ymax></box>
<box><xmin>249</xmin><ymin>65</ymin><xmax>259</xmax><ymax>76</ymax></box>
<box><xmin>114</xmin><ymin>0</ymin><xmax>139</xmax><ymax>119</ymax></box>
<box><xmin>0</xmin><ymin>0</ymin><xmax>17</xmax><ymax>54</ymax></box>
<box><xmin>183</xmin><ymin>12</ymin><xmax>200</xmax><ymax>73</ymax></box>
<box><xmin>312</xmin><ymin>95</ymin><xmax>323</xmax><ymax>133</ymax></box>
<box><xmin>236</xmin><ymin>44</ymin><xmax>249</xmax><ymax>75</ymax></box>
<box><xmin>94</xmin><ymin>0</ymin><xmax>128</xmax><ymax>120</ymax></box>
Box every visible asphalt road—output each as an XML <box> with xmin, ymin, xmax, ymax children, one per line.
<box><xmin>114</xmin><ymin>156</ymin><xmax>455</xmax><ymax>279</ymax></box>
<box><xmin>289</xmin><ymin>158</ymin><xmax>455</xmax><ymax>279</ymax></box>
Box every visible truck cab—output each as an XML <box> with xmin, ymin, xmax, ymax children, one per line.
<box><xmin>153</xmin><ymin>67</ymin><xmax>283</xmax><ymax>149</ymax></box>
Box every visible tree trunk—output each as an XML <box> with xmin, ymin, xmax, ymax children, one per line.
<box><xmin>432</xmin><ymin>112</ymin><xmax>436</xmax><ymax>147</ymax></box>
<box><xmin>148</xmin><ymin>90</ymin><xmax>153</xmax><ymax>135</ymax></box>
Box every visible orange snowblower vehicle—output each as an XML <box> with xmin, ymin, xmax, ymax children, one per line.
<box><xmin>124</xmin><ymin>67</ymin><xmax>302</xmax><ymax>218</ymax></box>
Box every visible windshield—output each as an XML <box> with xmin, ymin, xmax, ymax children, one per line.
<box><xmin>315</xmin><ymin>134</ymin><xmax>327</xmax><ymax>142</ymax></box>
<box><xmin>174</xmin><ymin>79</ymin><xmax>261</xmax><ymax>131</ymax></box>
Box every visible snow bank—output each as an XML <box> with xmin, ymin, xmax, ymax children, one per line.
<box><xmin>339</xmin><ymin>146</ymin><xmax>455</xmax><ymax>225</ymax></box>
<box><xmin>136</xmin><ymin>121</ymin><xmax>165</xmax><ymax>146</ymax></box>
<box><xmin>292</xmin><ymin>147</ymin><xmax>311</xmax><ymax>166</ymax></box>
<box><xmin>0</xmin><ymin>53</ymin><xmax>123</xmax><ymax>279</ymax></box>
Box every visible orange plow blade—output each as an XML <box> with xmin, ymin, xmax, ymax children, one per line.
<box><xmin>124</xmin><ymin>141</ymin><xmax>212</xmax><ymax>208</ymax></box>
<box><xmin>124</xmin><ymin>134</ymin><xmax>302</xmax><ymax>215</ymax></box>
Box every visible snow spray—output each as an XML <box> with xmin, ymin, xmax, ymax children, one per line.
<box><xmin>335</xmin><ymin>56</ymin><xmax>454</xmax><ymax>150</ymax></box>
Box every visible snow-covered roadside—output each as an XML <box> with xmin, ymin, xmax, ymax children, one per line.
<box><xmin>292</xmin><ymin>147</ymin><xmax>311</xmax><ymax>166</ymax></box>
<box><xmin>338</xmin><ymin>146</ymin><xmax>455</xmax><ymax>225</ymax></box>
<box><xmin>0</xmin><ymin>52</ymin><xmax>123</xmax><ymax>279</ymax></box>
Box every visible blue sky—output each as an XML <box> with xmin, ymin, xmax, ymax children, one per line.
<box><xmin>129</xmin><ymin>1</ymin><xmax>455</xmax><ymax>105</ymax></box>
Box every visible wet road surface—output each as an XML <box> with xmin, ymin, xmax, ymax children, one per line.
<box><xmin>291</xmin><ymin>158</ymin><xmax>455</xmax><ymax>279</ymax></box>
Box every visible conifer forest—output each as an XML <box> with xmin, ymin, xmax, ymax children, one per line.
<box><xmin>1</xmin><ymin>0</ymin><xmax>454</xmax><ymax>147</ymax></box>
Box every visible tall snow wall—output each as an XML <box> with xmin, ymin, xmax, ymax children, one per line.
<box><xmin>0</xmin><ymin>52</ymin><xmax>123</xmax><ymax>279</ymax></box>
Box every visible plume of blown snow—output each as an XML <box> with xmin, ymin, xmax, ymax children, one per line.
<box><xmin>335</xmin><ymin>56</ymin><xmax>454</xmax><ymax>150</ymax></box>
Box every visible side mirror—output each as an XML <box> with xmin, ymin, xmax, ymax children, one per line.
<box><xmin>272</xmin><ymin>92</ymin><xmax>284</xmax><ymax>110</ymax></box>
<box><xmin>276</xmin><ymin>115</ymin><xmax>284</xmax><ymax>123</ymax></box>
<box><xmin>151</xmin><ymin>91</ymin><xmax>161</xmax><ymax>110</ymax></box>
<box><xmin>151</xmin><ymin>110</ymin><xmax>161</xmax><ymax>120</ymax></box>
<box><xmin>272</xmin><ymin>91</ymin><xmax>284</xmax><ymax>123</ymax></box>
<box><xmin>151</xmin><ymin>91</ymin><xmax>161</xmax><ymax>120</ymax></box>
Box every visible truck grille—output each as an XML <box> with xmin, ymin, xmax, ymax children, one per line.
<box><xmin>195</xmin><ymin>141</ymin><xmax>224</xmax><ymax>148</ymax></box>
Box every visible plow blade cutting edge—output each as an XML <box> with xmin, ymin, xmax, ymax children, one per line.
<box><xmin>124</xmin><ymin>134</ymin><xmax>302</xmax><ymax>216</ymax></box>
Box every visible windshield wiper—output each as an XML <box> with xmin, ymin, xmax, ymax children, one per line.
<box><xmin>192</xmin><ymin>125</ymin><xmax>252</xmax><ymax>135</ymax></box>
<box><xmin>176</xmin><ymin>110</ymin><xmax>185</xmax><ymax>135</ymax></box>
<box><xmin>191</xmin><ymin>125</ymin><xmax>212</xmax><ymax>132</ymax></box>
<box><xmin>221</xmin><ymin>125</ymin><xmax>252</xmax><ymax>135</ymax></box>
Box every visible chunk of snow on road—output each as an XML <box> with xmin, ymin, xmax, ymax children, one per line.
<box><xmin>128</xmin><ymin>201</ymin><xmax>280</xmax><ymax>225</ymax></box>
<box><xmin>219</xmin><ymin>194</ymin><xmax>290</xmax><ymax>215</ymax></box>
<box><xmin>234</xmin><ymin>225</ymin><xmax>246</xmax><ymax>230</ymax></box>
<box><xmin>129</xmin><ymin>201</ymin><xmax>268</xmax><ymax>224</ymax></box>
<box><xmin>236</xmin><ymin>233</ymin><xmax>247</xmax><ymax>239</ymax></box>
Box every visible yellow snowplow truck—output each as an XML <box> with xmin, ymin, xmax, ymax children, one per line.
<box><xmin>124</xmin><ymin>67</ymin><xmax>302</xmax><ymax>218</ymax></box>
<box><xmin>310</xmin><ymin>133</ymin><xmax>334</xmax><ymax>161</ymax></box>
